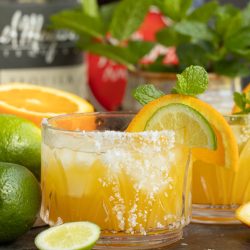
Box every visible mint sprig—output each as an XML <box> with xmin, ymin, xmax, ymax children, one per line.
<box><xmin>172</xmin><ymin>65</ymin><xmax>208</xmax><ymax>96</ymax></box>
<box><xmin>133</xmin><ymin>65</ymin><xmax>208</xmax><ymax>105</ymax></box>
<box><xmin>233</xmin><ymin>92</ymin><xmax>250</xmax><ymax>114</ymax></box>
<box><xmin>133</xmin><ymin>85</ymin><xmax>164</xmax><ymax>105</ymax></box>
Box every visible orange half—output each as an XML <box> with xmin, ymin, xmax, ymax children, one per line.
<box><xmin>127</xmin><ymin>94</ymin><xmax>239</xmax><ymax>171</ymax></box>
<box><xmin>0</xmin><ymin>84</ymin><xmax>94</xmax><ymax>126</ymax></box>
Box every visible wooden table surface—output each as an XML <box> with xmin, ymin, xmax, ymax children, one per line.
<box><xmin>1</xmin><ymin>223</ymin><xmax>250</xmax><ymax>250</ymax></box>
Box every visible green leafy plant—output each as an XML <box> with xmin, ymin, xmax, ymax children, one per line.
<box><xmin>234</xmin><ymin>92</ymin><xmax>250</xmax><ymax>114</ymax></box>
<box><xmin>51</xmin><ymin>0</ymin><xmax>250</xmax><ymax>77</ymax></box>
<box><xmin>134</xmin><ymin>65</ymin><xmax>208</xmax><ymax>105</ymax></box>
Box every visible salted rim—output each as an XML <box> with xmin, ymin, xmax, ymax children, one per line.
<box><xmin>42</xmin><ymin>112</ymin><xmax>176</xmax><ymax>140</ymax></box>
<box><xmin>42</xmin><ymin>112</ymin><xmax>135</xmax><ymax>133</ymax></box>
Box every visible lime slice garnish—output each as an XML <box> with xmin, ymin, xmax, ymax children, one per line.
<box><xmin>144</xmin><ymin>103</ymin><xmax>217</xmax><ymax>150</ymax></box>
<box><xmin>35</xmin><ymin>222</ymin><xmax>100</xmax><ymax>250</ymax></box>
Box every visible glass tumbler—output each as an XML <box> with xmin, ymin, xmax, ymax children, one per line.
<box><xmin>41</xmin><ymin>112</ymin><xmax>192</xmax><ymax>249</ymax></box>
<box><xmin>192</xmin><ymin>114</ymin><xmax>250</xmax><ymax>224</ymax></box>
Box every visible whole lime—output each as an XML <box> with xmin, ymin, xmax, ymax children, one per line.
<box><xmin>0</xmin><ymin>114</ymin><xmax>41</xmax><ymax>179</ymax></box>
<box><xmin>0</xmin><ymin>162</ymin><xmax>41</xmax><ymax>243</ymax></box>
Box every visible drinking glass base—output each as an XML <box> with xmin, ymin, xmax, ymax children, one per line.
<box><xmin>192</xmin><ymin>204</ymin><xmax>240</xmax><ymax>224</ymax></box>
<box><xmin>94</xmin><ymin>229</ymin><xmax>183</xmax><ymax>249</ymax></box>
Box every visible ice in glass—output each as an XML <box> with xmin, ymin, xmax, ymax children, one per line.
<box><xmin>192</xmin><ymin>114</ymin><xmax>250</xmax><ymax>223</ymax></box>
<box><xmin>41</xmin><ymin>113</ymin><xmax>192</xmax><ymax>249</ymax></box>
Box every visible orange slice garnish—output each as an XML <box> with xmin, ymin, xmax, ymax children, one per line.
<box><xmin>0</xmin><ymin>83</ymin><xmax>94</xmax><ymax>126</ymax></box>
<box><xmin>127</xmin><ymin>94</ymin><xmax>238</xmax><ymax>171</ymax></box>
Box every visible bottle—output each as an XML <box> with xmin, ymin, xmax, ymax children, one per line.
<box><xmin>0</xmin><ymin>0</ymin><xmax>88</xmax><ymax>98</ymax></box>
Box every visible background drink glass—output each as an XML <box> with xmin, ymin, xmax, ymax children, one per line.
<box><xmin>41</xmin><ymin>112</ymin><xmax>192</xmax><ymax>249</ymax></box>
<box><xmin>192</xmin><ymin>114</ymin><xmax>250</xmax><ymax>224</ymax></box>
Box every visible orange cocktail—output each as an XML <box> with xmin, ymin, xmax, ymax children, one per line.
<box><xmin>40</xmin><ymin>113</ymin><xmax>192</xmax><ymax>249</ymax></box>
<box><xmin>192</xmin><ymin>114</ymin><xmax>250</xmax><ymax>223</ymax></box>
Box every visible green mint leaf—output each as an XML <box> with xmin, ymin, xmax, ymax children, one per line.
<box><xmin>233</xmin><ymin>91</ymin><xmax>250</xmax><ymax>114</ymax></box>
<box><xmin>215</xmin><ymin>4</ymin><xmax>239</xmax><ymax>36</ymax></box>
<box><xmin>156</xmin><ymin>26</ymin><xmax>190</xmax><ymax>47</ymax></box>
<box><xmin>50</xmin><ymin>9</ymin><xmax>105</xmax><ymax>39</ymax></box>
<box><xmin>224</xmin><ymin>12</ymin><xmax>243</xmax><ymax>39</ymax></box>
<box><xmin>176</xmin><ymin>43</ymin><xmax>210</xmax><ymax>70</ymax></box>
<box><xmin>127</xmin><ymin>41</ymin><xmax>155</xmax><ymax>60</ymax></box>
<box><xmin>82</xmin><ymin>0</ymin><xmax>99</xmax><ymax>18</ymax></box>
<box><xmin>110</xmin><ymin>0</ymin><xmax>152</xmax><ymax>41</ymax></box>
<box><xmin>174</xmin><ymin>20</ymin><xmax>215</xmax><ymax>42</ymax></box>
<box><xmin>213</xmin><ymin>59</ymin><xmax>250</xmax><ymax>77</ymax></box>
<box><xmin>234</xmin><ymin>92</ymin><xmax>250</xmax><ymax>114</ymax></box>
<box><xmin>234</xmin><ymin>92</ymin><xmax>247</xmax><ymax>112</ymax></box>
<box><xmin>84</xmin><ymin>43</ymin><xmax>137</xmax><ymax>71</ymax></box>
<box><xmin>159</xmin><ymin>0</ymin><xmax>192</xmax><ymax>21</ymax></box>
<box><xmin>133</xmin><ymin>84</ymin><xmax>165</xmax><ymax>105</ymax></box>
<box><xmin>174</xmin><ymin>65</ymin><xmax>208</xmax><ymax>96</ymax></box>
<box><xmin>188</xmin><ymin>1</ymin><xmax>218</xmax><ymax>22</ymax></box>
<box><xmin>225</xmin><ymin>27</ymin><xmax>250</xmax><ymax>52</ymax></box>
<box><xmin>157</xmin><ymin>0</ymin><xmax>181</xmax><ymax>21</ymax></box>
<box><xmin>100</xmin><ymin>2</ymin><xmax>118</xmax><ymax>30</ymax></box>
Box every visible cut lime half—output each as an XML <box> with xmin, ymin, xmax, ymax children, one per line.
<box><xmin>35</xmin><ymin>222</ymin><xmax>100</xmax><ymax>250</ymax></box>
<box><xmin>145</xmin><ymin>103</ymin><xmax>217</xmax><ymax>150</ymax></box>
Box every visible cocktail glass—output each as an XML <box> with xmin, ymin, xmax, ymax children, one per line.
<box><xmin>40</xmin><ymin>112</ymin><xmax>192</xmax><ymax>249</ymax></box>
<box><xmin>192</xmin><ymin>114</ymin><xmax>250</xmax><ymax>224</ymax></box>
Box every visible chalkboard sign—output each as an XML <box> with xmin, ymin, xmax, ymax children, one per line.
<box><xmin>0</xmin><ymin>0</ymin><xmax>88</xmax><ymax>98</ymax></box>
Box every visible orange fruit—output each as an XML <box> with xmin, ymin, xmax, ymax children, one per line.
<box><xmin>232</xmin><ymin>83</ymin><xmax>250</xmax><ymax>113</ymax></box>
<box><xmin>0</xmin><ymin>84</ymin><xmax>94</xmax><ymax>126</ymax></box>
<box><xmin>236</xmin><ymin>202</ymin><xmax>250</xmax><ymax>226</ymax></box>
<box><xmin>127</xmin><ymin>94</ymin><xmax>238</xmax><ymax>171</ymax></box>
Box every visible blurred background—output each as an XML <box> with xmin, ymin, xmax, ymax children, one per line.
<box><xmin>0</xmin><ymin>0</ymin><xmax>249</xmax><ymax>112</ymax></box>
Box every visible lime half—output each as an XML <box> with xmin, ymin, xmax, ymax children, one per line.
<box><xmin>145</xmin><ymin>103</ymin><xmax>217</xmax><ymax>149</ymax></box>
<box><xmin>35</xmin><ymin>222</ymin><xmax>100</xmax><ymax>250</ymax></box>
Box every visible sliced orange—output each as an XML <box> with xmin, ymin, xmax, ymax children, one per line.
<box><xmin>0</xmin><ymin>84</ymin><xmax>94</xmax><ymax>126</ymax></box>
<box><xmin>232</xmin><ymin>82</ymin><xmax>250</xmax><ymax>113</ymax></box>
<box><xmin>127</xmin><ymin>94</ymin><xmax>239</xmax><ymax>171</ymax></box>
<box><xmin>236</xmin><ymin>202</ymin><xmax>250</xmax><ymax>226</ymax></box>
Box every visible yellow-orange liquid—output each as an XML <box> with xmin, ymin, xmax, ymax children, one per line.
<box><xmin>41</xmin><ymin>138</ymin><xmax>191</xmax><ymax>234</ymax></box>
<box><xmin>193</xmin><ymin>124</ymin><xmax>250</xmax><ymax>205</ymax></box>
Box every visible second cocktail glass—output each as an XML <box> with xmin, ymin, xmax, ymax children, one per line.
<box><xmin>40</xmin><ymin>112</ymin><xmax>192</xmax><ymax>249</ymax></box>
<box><xmin>192</xmin><ymin>114</ymin><xmax>250</xmax><ymax>223</ymax></box>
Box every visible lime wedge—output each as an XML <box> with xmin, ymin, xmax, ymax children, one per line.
<box><xmin>144</xmin><ymin>103</ymin><xmax>217</xmax><ymax>149</ymax></box>
<box><xmin>35</xmin><ymin>222</ymin><xmax>100</xmax><ymax>250</ymax></box>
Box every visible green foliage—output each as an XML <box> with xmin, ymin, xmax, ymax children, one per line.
<box><xmin>172</xmin><ymin>65</ymin><xmax>208</xmax><ymax>96</ymax></box>
<box><xmin>134</xmin><ymin>65</ymin><xmax>209</xmax><ymax>105</ymax></box>
<box><xmin>155</xmin><ymin>0</ymin><xmax>192</xmax><ymax>21</ymax></box>
<box><xmin>84</xmin><ymin>43</ymin><xmax>137</xmax><ymax>71</ymax></box>
<box><xmin>50</xmin><ymin>0</ymin><xmax>250</xmax><ymax>77</ymax></box>
<box><xmin>234</xmin><ymin>92</ymin><xmax>250</xmax><ymax>114</ymax></box>
<box><xmin>127</xmin><ymin>41</ymin><xmax>155</xmax><ymax>60</ymax></box>
<box><xmin>50</xmin><ymin>9</ymin><xmax>105</xmax><ymax>39</ymax></box>
<box><xmin>81</xmin><ymin>0</ymin><xmax>99</xmax><ymax>18</ymax></box>
<box><xmin>110</xmin><ymin>0</ymin><xmax>152</xmax><ymax>40</ymax></box>
<box><xmin>133</xmin><ymin>84</ymin><xmax>164</xmax><ymax>105</ymax></box>
<box><xmin>187</xmin><ymin>1</ymin><xmax>218</xmax><ymax>22</ymax></box>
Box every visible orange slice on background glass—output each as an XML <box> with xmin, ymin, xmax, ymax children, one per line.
<box><xmin>233</xmin><ymin>83</ymin><xmax>250</xmax><ymax>114</ymax></box>
<box><xmin>127</xmin><ymin>94</ymin><xmax>239</xmax><ymax>171</ymax></box>
<box><xmin>0</xmin><ymin>84</ymin><xmax>94</xmax><ymax>126</ymax></box>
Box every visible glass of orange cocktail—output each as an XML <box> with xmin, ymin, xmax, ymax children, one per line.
<box><xmin>192</xmin><ymin>114</ymin><xmax>250</xmax><ymax>224</ymax></box>
<box><xmin>40</xmin><ymin>112</ymin><xmax>192</xmax><ymax>249</ymax></box>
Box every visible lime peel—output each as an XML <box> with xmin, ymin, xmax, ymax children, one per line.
<box><xmin>35</xmin><ymin>222</ymin><xmax>100</xmax><ymax>250</ymax></box>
